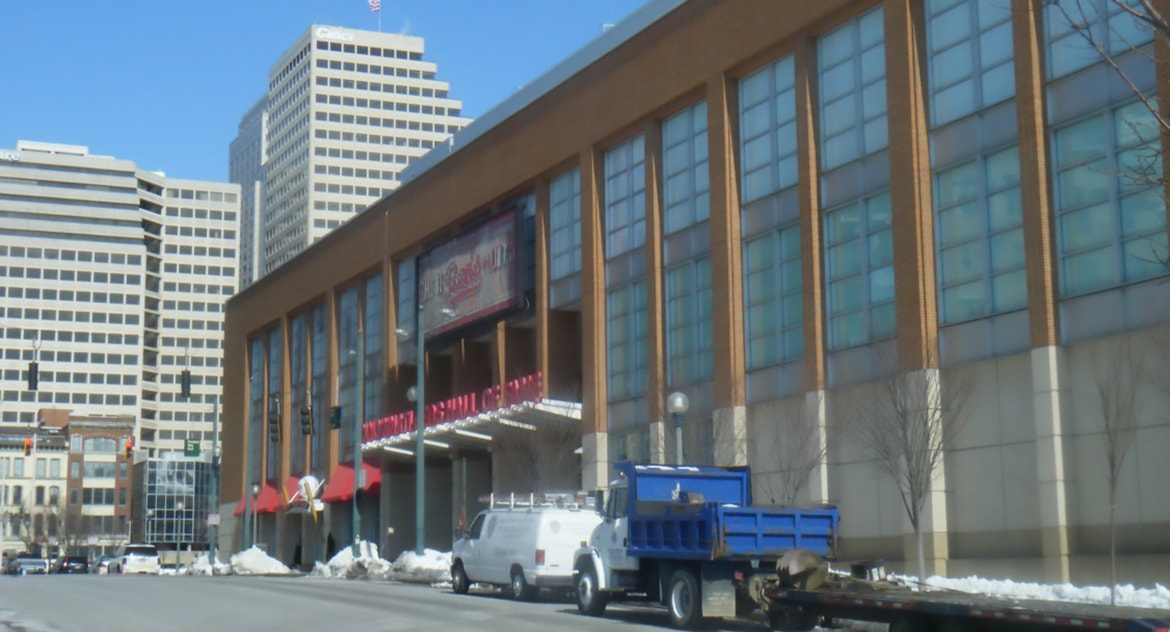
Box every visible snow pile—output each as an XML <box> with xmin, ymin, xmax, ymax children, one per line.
<box><xmin>187</xmin><ymin>552</ymin><xmax>232</xmax><ymax>576</ymax></box>
<box><xmin>388</xmin><ymin>548</ymin><xmax>451</xmax><ymax>584</ymax></box>
<box><xmin>229</xmin><ymin>545</ymin><xmax>295</xmax><ymax>575</ymax></box>
<box><xmin>309</xmin><ymin>540</ymin><xmax>392</xmax><ymax>580</ymax></box>
<box><xmin>923</xmin><ymin>576</ymin><xmax>1170</xmax><ymax>609</ymax></box>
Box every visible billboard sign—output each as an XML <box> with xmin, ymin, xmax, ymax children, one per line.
<box><xmin>417</xmin><ymin>211</ymin><xmax>517</xmax><ymax>339</ymax></box>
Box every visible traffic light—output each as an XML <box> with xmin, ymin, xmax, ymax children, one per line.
<box><xmin>268</xmin><ymin>395</ymin><xmax>282</xmax><ymax>444</ymax></box>
<box><xmin>23</xmin><ymin>437</ymin><xmax>32</xmax><ymax>456</ymax></box>
<box><xmin>124</xmin><ymin>438</ymin><xmax>134</xmax><ymax>459</ymax></box>
<box><xmin>27</xmin><ymin>361</ymin><xmax>38</xmax><ymax>391</ymax></box>
<box><xmin>329</xmin><ymin>406</ymin><xmax>342</xmax><ymax>430</ymax></box>
<box><xmin>180</xmin><ymin>369</ymin><xmax>192</xmax><ymax>399</ymax></box>
<box><xmin>300</xmin><ymin>404</ymin><xmax>313</xmax><ymax>436</ymax></box>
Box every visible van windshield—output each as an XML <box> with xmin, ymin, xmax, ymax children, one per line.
<box><xmin>468</xmin><ymin>514</ymin><xmax>485</xmax><ymax>539</ymax></box>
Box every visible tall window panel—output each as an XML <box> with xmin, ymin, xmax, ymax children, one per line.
<box><xmin>549</xmin><ymin>168</ymin><xmax>582</xmax><ymax>281</ymax></box>
<box><xmin>935</xmin><ymin>146</ymin><xmax>1027</xmax><ymax>323</ymax></box>
<box><xmin>1045</xmin><ymin>0</ymin><xmax>1154</xmax><ymax>80</ymax></box>
<box><xmin>266</xmin><ymin>327</ymin><xmax>282</xmax><ymax>481</ymax></box>
<box><xmin>665</xmin><ymin>258</ymin><xmax>713</xmax><ymax>387</ymax></box>
<box><xmin>824</xmin><ymin>192</ymin><xmax>895</xmax><ymax>349</ymax></box>
<box><xmin>662</xmin><ymin>102</ymin><xmax>710</xmax><ymax>234</ymax></box>
<box><xmin>310</xmin><ymin>302</ymin><xmax>327</xmax><ymax>473</ymax></box>
<box><xmin>606</xmin><ymin>281</ymin><xmax>648</xmax><ymax>401</ymax></box>
<box><xmin>1053</xmin><ymin>101</ymin><xmax>1167</xmax><ymax>296</ymax></box>
<box><xmin>248</xmin><ymin>337</ymin><xmax>265</xmax><ymax>486</ymax></box>
<box><xmin>740</xmin><ymin>54</ymin><xmax>797</xmax><ymax>203</ymax></box>
<box><xmin>605</xmin><ymin>135</ymin><xmax>646</xmax><ymax>257</ymax></box>
<box><xmin>743</xmin><ymin>225</ymin><xmax>803</xmax><ymax>369</ymax></box>
<box><xmin>289</xmin><ymin>314</ymin><xmax>307</xmax><ymax>475</ymax></box>
<box><xmin>395</xmin><ymin>258</ymin><xmax>416</xmax><ymax>364</ymax></box>
<box><xmin>364</xmin><ymin>275</ymin><xmax>383</xmax><ymax>425</ymax></box>
<box><xmin>926</xmin><ymin>0</ymin><xmax>1015</xmax><ymax>127</ymax></box>
<box><xmin>819</xmin><ymin>7</ymin><xmax>887</xmax><ymax>170</ymax></box>
<box><xmin>337</xmin><ymin>286</ymin><xmax>359</xmax><ymax>460</ymax></box>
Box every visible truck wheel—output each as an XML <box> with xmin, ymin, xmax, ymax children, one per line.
<box><xmin>576</xmin><ymin>566</ymin><xmax>607</xmax><ymax>617</ymax></box>
<box><xmin>511</xmin><ymin>568</ymin><xmax>536</xmax><ymax>601</ymax></box>
<box><xmin>767</xmin><ymin>608</ymin><xmax>818</xmax><ymax>632</ymax></box>
<box><xmin>451</xmin><ymin>562</ymin><xmax>470</xmax><ymax>595</ymax></box>
<box><xmin>668</xmin><ymin>569</ymin><xmax>702</xmax><ymax>629</ymax></box>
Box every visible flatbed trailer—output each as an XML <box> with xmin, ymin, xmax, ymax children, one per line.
<box><xmin>761</xmin><ymin>574</ymin><xmax>1170</xmax><ymax>632</ymax></box>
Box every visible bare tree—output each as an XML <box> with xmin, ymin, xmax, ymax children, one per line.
<box><xmin>48</xmin><ymin>503</ymin><xmax>90</xmax><ymax>557</ymax></box>
<box><xmin>759</xmin><ymin>398</ymin><xmax>835</xmax><ymax>508</ymax></box>
<box><xmin>492</xmin><ymin>422</ymin><xmax>583</xmax><ymax>495</ymax></box>
<box><xmin>852</xmin><ymin>346</ymin><xmax>972</xmax><ymax>583</ymax></box>
<box><xmin>1094</xmin><ymin>341</ymin><xmax>1145</xmax><ymax>604</ymax></box>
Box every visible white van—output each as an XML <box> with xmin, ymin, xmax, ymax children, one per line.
<box><xmin>110</xmin><ymin>543</ymin><xmax>160</xmax><ymax>575</ymax></box>
<box><xmin>451</xmin><ymin>493</ymin><xmax>602</xmax><ymax>601</ymax></box>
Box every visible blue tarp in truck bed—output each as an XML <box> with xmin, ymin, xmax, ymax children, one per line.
<box><xmin>617</xmin><ymin>463</ymin><xmax>839</xmax><ymax>561</ymax></box>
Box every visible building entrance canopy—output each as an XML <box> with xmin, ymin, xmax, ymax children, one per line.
<box><xmin>362</xmin><ymin>393</ymin><xmax>581</xmax><ymax>458</ymax></box>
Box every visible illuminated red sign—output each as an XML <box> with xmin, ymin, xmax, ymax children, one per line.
<box><xmin>362</xmin><ymin>372</ymin><xmax>543</xmax><ymax>442</ymax></box>
<box><xmin>418</xmin><ymin>211</ymin><xmax>517</xmax><ymax>340</ymax></box>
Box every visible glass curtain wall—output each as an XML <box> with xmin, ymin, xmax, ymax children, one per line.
<box><xmin>337</xmin><ymin>287</ymin><xmax>359</xmax><ymax>462</ymax></box>
<box><xmin>363</xmin><ymin>275</ymin><xmax>383</xmax><ymax>427</ymax></box>
<box><xmin>266</xmin><ymin>327</ymin><xmax>281</xmax><ymax>481</ymax></box>
<box><xmin>549</xmin><ymin>168</ymin><xmax>582</xmax><ymax>281</ymax></box>
<box><xmin>247</xmin><ymin>337</ymin><xmax>264</xmax><ymax>486</ymax></box>
<box><xmin>310</xmin><ymin>303</ymin><xmax>328</xmax><ymax>474</ymax></box>
<box><xmin>289</xmin><ymin>314</ymin><xmax>307</xmax><ymax>474</ymax></box>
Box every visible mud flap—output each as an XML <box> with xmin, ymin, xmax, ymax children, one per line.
<box><xmin>701</xmin><ymin>566</ymin><xmax>736</xmax><ymax>618</ymax></box>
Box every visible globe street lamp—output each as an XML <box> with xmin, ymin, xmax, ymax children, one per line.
<box><xmin>666</xmin><ymin>391</ymin><xmax>690</xmax><ymax>465</ymax></box>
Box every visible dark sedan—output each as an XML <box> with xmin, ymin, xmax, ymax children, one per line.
<box><xmin>53</xmin><ymin>556</ymin><xmax>89</xmax><ymax>574</ymax></box>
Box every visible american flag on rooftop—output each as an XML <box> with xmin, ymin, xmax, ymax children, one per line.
<box><xmin>368</xmin><ymin>0</ymin><xmax>381</xmax><ymax>13</ymax></box>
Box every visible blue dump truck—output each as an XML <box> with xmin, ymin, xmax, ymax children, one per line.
<box><xmin>572</xmin><ymin>462</ymin><xmax>839</xmax><ymax>629</ymax></box>
<box><xmin>574</xmin><ymin>463</ymin><xmax>1170</xmax><ymax>632</ymax></box>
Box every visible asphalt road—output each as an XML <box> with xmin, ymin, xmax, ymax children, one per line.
<box><xmin>0</xmin><ymin>574</ymin><xmax>799</xmax><ymax>632</ymax></box>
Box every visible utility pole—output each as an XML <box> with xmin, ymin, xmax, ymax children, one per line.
<box><xmin>414</xmin><ymin>304</ymin><xmax>425</xmax><ymax>555</ymax></box>
<box><xmin>209</xmin><ymin>397</ymin><xmax>220</xmax><ymax>565</ymax></box>
<box><xmin>352</xmin><ymin>323</ymin><xmax>364</xmax><ymax>558</ymax></box>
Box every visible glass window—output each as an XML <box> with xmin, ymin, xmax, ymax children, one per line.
<box><xmin>364</xmin><ymin>274</ymin><xmax>384</xmax><ymax>430</ymax></box>
<box><xmin>311</xmin><ymin>302</ymin><xmax>328</xmax><ymax>473</ymax></box>
<box><xmin>824</xmin><ymin>192</ymin><xmax>896</xmax><ymax>349</ymax></box>
<box><xmin>395</xmin><ymin>258</ymin><xmax>416</xmax><ymax>364</ymax></box>
<box><xmin>337</xmin><ymin>287</ymin><xmax>360</xmax><ymax>460</ymax></box>
<box><xmin>1045</xmin><ymin>0</ymin><xmax>1154</xmax><ymax>80</ymax></box>
<box><xmin>248</xmin><ymin>336</ymin><xmax>264</xmax><ymax>485</ymax></box>
<box><xmin>662</xmin><ymin>101</ymin><xmax>710</xmax><ymax>234</ymax></box>
<box><xmin>740</xmin><ymin>54</ymin><xmax>797</xmax><ymax>203</ymax></box>
<box><xmin>819</xmin><ymin>7</ymin><xmax>887</xmax><ymax>170</ymax></box>
<box><xmin>1052</xmin><ymin>100</ymin><xmax>1167</xmax><ymax>295</ymax></box>
<box><xmin>605</xmin><ymin>135</ymin><xmax>647</xmax><ymax>257</ymax></box>
<box><xmin>267</xmin><ymin>326</ymin><xmax>283</xmax><ymax>480</ymax></box>
<box><xmin>934</xmin><ymin>146</ymin><xmax>1027</xmax><ymax>323</ymax></box>
<box><xmin>607</xmin><ymin>281</ymin><xmax>648</xmax><ymax>400</ymax></box>
<box><xmin>926</xmin><ymin>0</ymin><xmax>1015</xmax><ymax>126</ymax></box>
<box><xmin>549</xmin><ymin>168</ymin><xmax>582</xmax><ymax>281</ymax></box>
<box><xmin>744</xmin><ymin>225</ymin><xmax>803</xmax><ymax>369</ymax></box>
<box><xmin>665</xmin><ymin>258</ymin><xmax>713</xmax><ymax>387</ymax></box>
<box><xmin>289</xmin><ymin>314</ymin><xmax>307</xmax><ymax>475</ymax></box>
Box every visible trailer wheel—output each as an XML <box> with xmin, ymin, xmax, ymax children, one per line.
<box><xmin>889</xmin><ymin>616</ymin><xmax>930</xmax><ymax>632</ymax></box>
<box><xmin>668</xmin><ymin>569</ymin><xmax>702</xmax><ymax>629</ymax></box>
<box><xmin>451</xmin><ymin>562</ymin><xmax>470</xmax><ymax>595</ymax></box>
<box><xmin>576</xmin><ymin>565</ymin><xmax>607</xmax><ymax>617</ymax></box>
<box><xmin>511</xmin><ymin>567</ymin><xmax>536</xmax><ymax>601</ymax></box>
<box><xmin>766</xmin><ymin>608</ymin><xmax>818</xmax><ymax>632</ymax></box>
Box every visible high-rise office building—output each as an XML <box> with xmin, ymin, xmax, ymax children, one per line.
<box><xmin>230</xmin><ymin>25</ymin><xmax>472</xmax><ymax>286</ymax></box>
<box><xmin>0</xmin><ymin>141</ymin><xmax>240</xmax><ymax>460</ymax></box>
<box><xmin>229</xmin><ymin>96</ymin><xmax>268</xmax><ymax>290</ymax></box>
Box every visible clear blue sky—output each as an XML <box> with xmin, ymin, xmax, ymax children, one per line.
<box><xmin>0</xmin><ymin>0</ymin><xmax>648</xmax><ymax>182</ymax></box>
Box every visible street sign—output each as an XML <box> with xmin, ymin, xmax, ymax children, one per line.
<box><xmin>184</xmin><ymin>439</ymin><xmax>200</xmax><ymax>457</ymax></box>
<box><xmin>357</xmin><ymin>468</ymin><xmax>366</xmax><ymax>488</ymax></box>
<box><xmin>206</xmin><ymin>513</ymin><xmax>220</xmax><ymax>526</ymax></box>
<box><xmin>87</xmin><ymin>536</ymin><xmax>98</xmax><ymax>545</ymax></box>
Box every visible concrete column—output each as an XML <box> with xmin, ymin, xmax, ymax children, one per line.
<box><xmin>648</xmin><ymin>421</ymin><xmax>667</xmax><ymax>465</ymax></box>
<box><xmin>580</xmin><ymin>146</ymin><xmax>610</xmax><ymax>490</ymax></box>
<box><xmin>1032</xmin><ymin>346</ymin><xmax>1072</xmax><ymax>582</ymax></box>
<box><xmin>382</xmin><ymin>464</ymin><xmax>412</xmax><ymax>558</ymax></box>
<box><xmin>804</xmin><ymin>389</ymin><xmax>831</xmax><ymax>505</ymax></box>
<box><xmin>642</xmin><ymin>119</ymin><xmax>668</xmax><ymax>465</ymax></box>
<box><xmin>535</xmin><ymin>178</ymin><xmax>551</xmax><ymax>393</ymax></box>
<box><xmin>706</xmin><ymin>72</ymin><xmax>748</xmax><ymax>466</ymax></box>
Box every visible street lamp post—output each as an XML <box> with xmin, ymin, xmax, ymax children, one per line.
<box><xmin>250</xmin><ymin>483</ymin><xmax>260</xmax><ymax>550</ymax></box>
<box><xmin>175</xmin><ymin>499</ymin><xmax>184</xmax><ymax>570</ymax></box>
<box><xmin>352</xmin><ymin>327</ymin><xmax>365</xmax><ymax>558</ymax></box>
<box><xmin>209</xmin><ymin>397</ymin><xmax>220</xmax><ymax>565</ymax></box>
<box><xmin>666</xmin><ymin>391</ymin><xmax>690</xmax><ymax>465</ymax></box>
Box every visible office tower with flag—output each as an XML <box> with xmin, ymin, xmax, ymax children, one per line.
<box><xmin>230</xmin><ymin>23</ymin><xmax>471</xmax><ymax>288</ymax></box>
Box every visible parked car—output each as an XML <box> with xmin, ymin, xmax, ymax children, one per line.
<box><xmin>93</xmin><ymin>555</ymin><xmax>115</xmax><ymax>575</ymax></box>
<box><xmin>451</xmin><ymin>493</ymin><xmax>602</xmax><ymax>600</ymax></box>
<box><xmin>6</xmin><ymin>556</ymin><xmax>49</xmax><ymax>575</ymax></box>
<box><xmin>53</xmin><ymin>556</ymin><xmax>89</xmax><ymax>574</ymax></box>
<box><xmin>109</xmin><ymin>544</ymin><xmax>160</xmax><ymax>575</ymax></box>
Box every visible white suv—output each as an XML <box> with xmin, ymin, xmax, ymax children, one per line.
<box><xmin>111</xmin><ymin>544</ymin><xmax>160</xmax><ymax>575</ymax></box>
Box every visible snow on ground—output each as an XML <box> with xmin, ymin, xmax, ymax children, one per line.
<box><xmin>920</xmin><ymin>575</ymin><xmax>1170</xmax><ymax>609</ymax></box>
<box><xmin>228</xmin><ymin>546</ymin><xmax>295</xmax><ymax>575</ymax></box>
<box><xmin>186</xmin><ymin>552</ymin><xmax>233</xmax><ymax>576</ymax></box>
<box><xmin>304</xmin><ymin>540</ymin><xmax>450</xmax><ymax>584</ymax></box>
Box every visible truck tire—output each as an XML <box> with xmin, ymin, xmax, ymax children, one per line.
<box><xmin>511</xmin><ymin>567</ymin><xmax>537</xmax><ymax>601</ymax></box>
<box><xmin>451</xmin><ymin>562</ymin><xmax>470</xmax><ymax>595</ymax></box>
<box><xmin>576</xmin><ymin>565</ymin><xmax>607</xmax><ymax>617</ymax></box>
<box><xmin>668</xmin><ymin>569</ymin><xmax>702</xmax><ymax>629</ymax></box>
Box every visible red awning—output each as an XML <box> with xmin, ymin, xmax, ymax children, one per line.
<box><xmin>321</xmin><ymin>460</ymin><xmax>382</xmax><ymax>503</ymax></box>
<box><xmin>232</xmin><ymin>482</ymin><xmax>280</xmax><ymax>516</ymax></box>
<box><xmin>284</xmin><ymin>476</ymin><xmax>302</xmax><ymax>503</ymax></box>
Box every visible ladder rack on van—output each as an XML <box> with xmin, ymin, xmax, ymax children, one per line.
<box><xmin>483</xmin><ymin>491</ymin><xmax>596</xmax><ymax>511</ymax></box>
